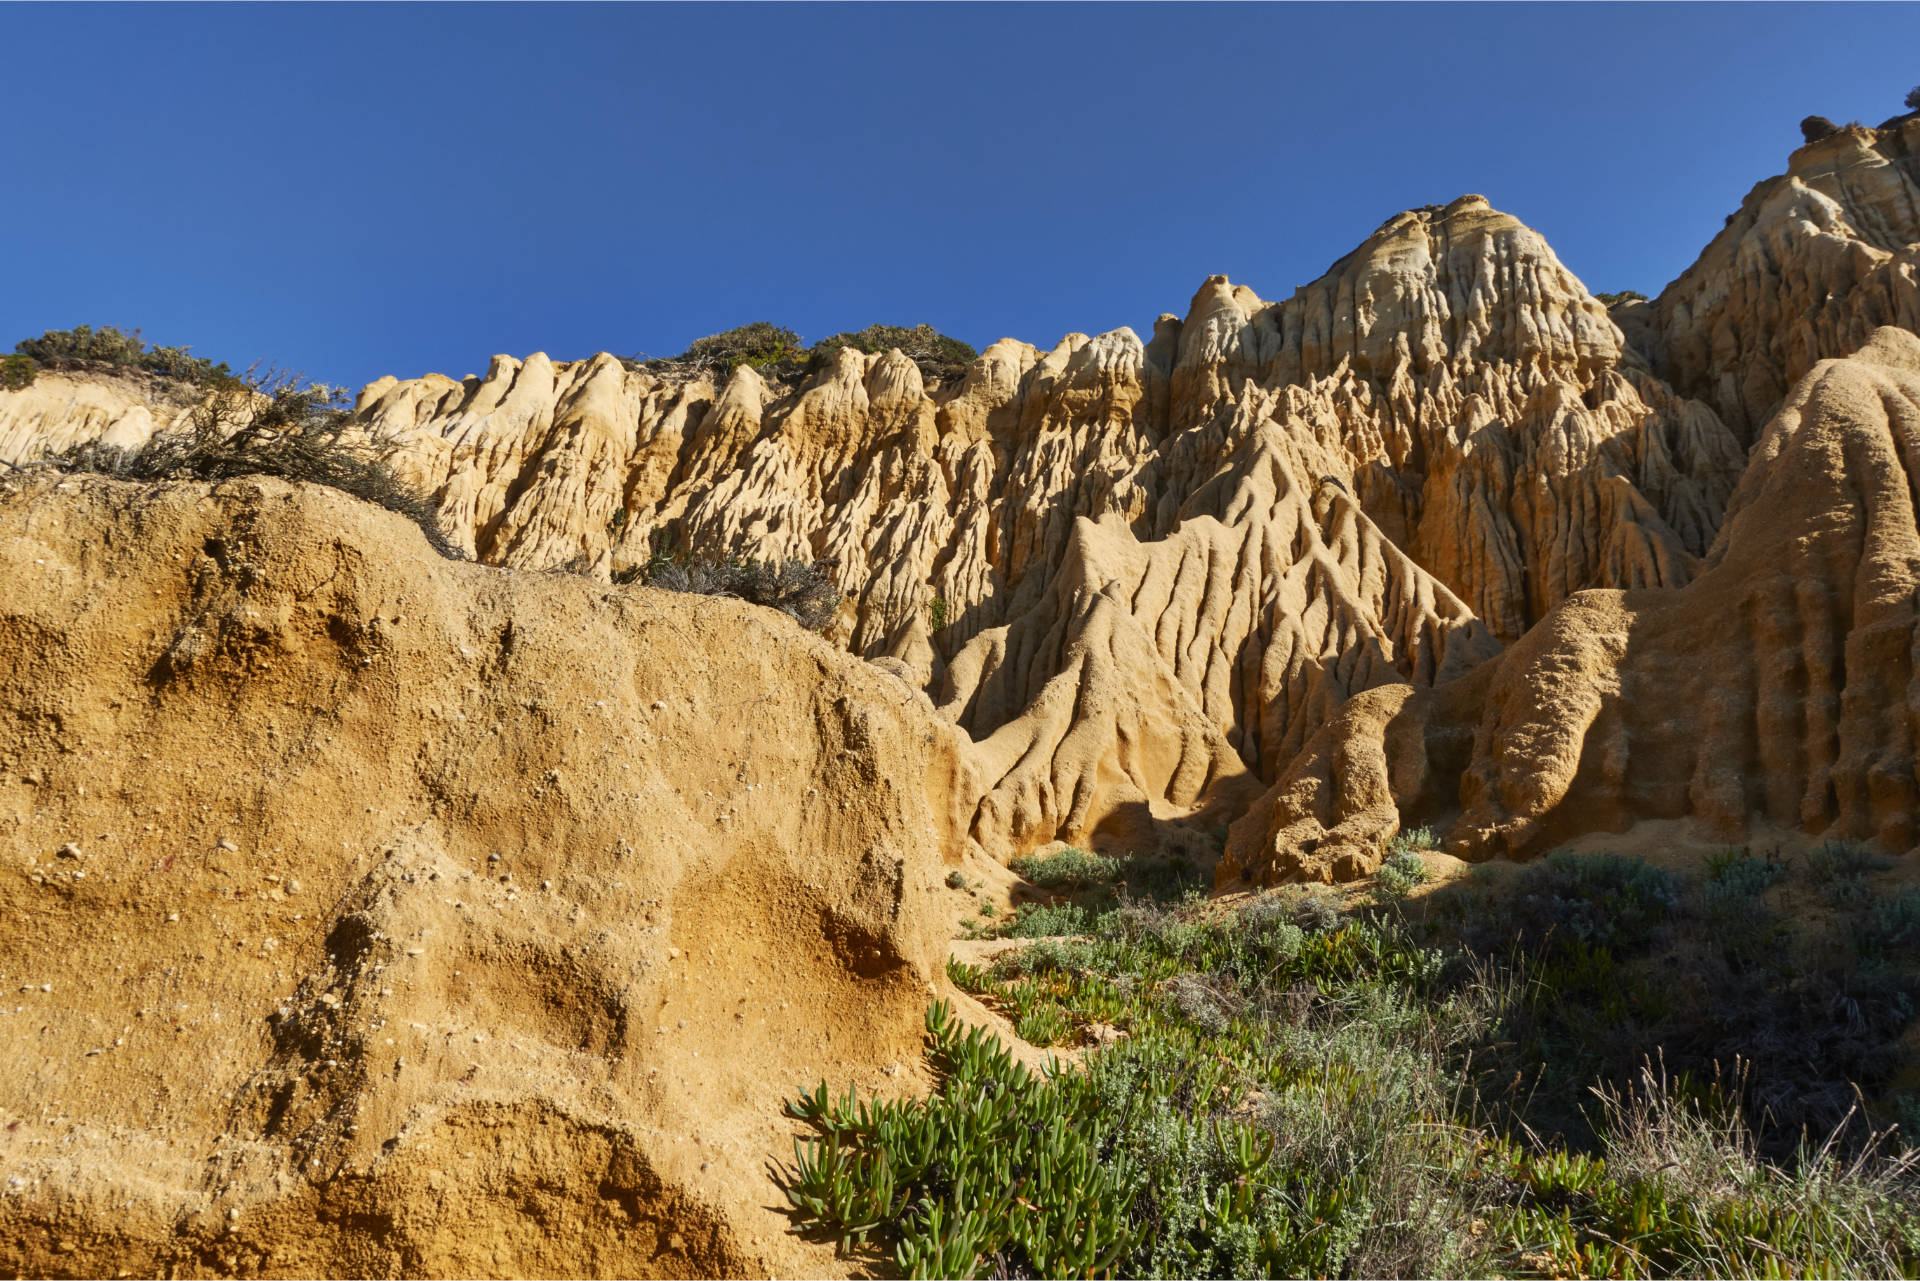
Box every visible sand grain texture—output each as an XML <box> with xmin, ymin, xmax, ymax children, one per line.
<box><xmin>0</xmin><ymin>475</ymin><xmax>963</xmax><ymax>1277</ymax></box>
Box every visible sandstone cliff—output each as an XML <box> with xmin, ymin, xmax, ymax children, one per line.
<box><xmin>350</xmin><ymin>194</ymin><xmax>1738</xmax><ymax>653</ymax></box>
<box><xmin>0</xmin><ymin>474</ymin><xmax>966</xmax><ymax>1276</ymax></box>
<box><xmin>4</xmin><ymin>124</ymin><xmax>1918</xmax><ymax>882</ymax></box>
<box><xmin>320</xmin><ymin>191</ymin><xmax>1747</xmax><ymax>860</ymax></box>
<box><xmin>1225</xmin><ymin>326</ymin><xmax>1920</xmax><ymax>883</ymax></box>
<box><xmin>7</xmin><ymin>116</ymin><xmax>1920</xmax><ymax>1279</ymax></box>
<box><xmin>1627</xmin><ymin>118</ymin><xmax>1920</xmax><ymax>442</ymax></box>
<box><xmin>0</xmin><ymin>367</ymin><xmax>193</xmax><ymax>463</ymax></box>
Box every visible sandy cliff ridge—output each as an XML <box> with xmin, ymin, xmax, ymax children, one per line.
<box><xmin>1225</xmin><ymin>325</ymin><xmax>1920</xmax><ymax>882</ymax></box>
<box><xmin>3</xmin><ymin>122</ymin><xmax>1918</xmax><ymax>886</ymax></box>
<box><xmin>0</xmin><ymin>475</ymin><xmax>965</xmax><ymax>1276</ymax></box>
<box><xmin>329</xmin><ymin>190</ymin><xmax>1751</xmax><ymax>865</ymax></box>
<box><xmin>1627</xmin><ymin>118</ymin><xmax>1920</xmax><ymax>442</ymax></box>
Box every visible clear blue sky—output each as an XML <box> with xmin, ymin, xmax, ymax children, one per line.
<box><xmin>4</xmin><ymin>3</ymin><xmax>1915</xmax><ymax>390</ymax></box>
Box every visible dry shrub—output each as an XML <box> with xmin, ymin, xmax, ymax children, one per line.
<box><xmin>36</xmin><ymin>367</ymin><xmax>459</xmax><ymax>559</ymax></box>
<box><xmin>627</xmin><ymin>541</ymin><xmax>842</xmax><ymax>633</ymax></box>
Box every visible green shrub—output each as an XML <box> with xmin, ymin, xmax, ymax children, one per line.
<box><xmin>1009</xmin><ymin>846</ymin><xmax>1119</xmax><ymax>891</ymax></box>
<box><xmin>994</xmin><ymin>937</ymin><xmax>1107</xmax><ymax>982</ymax></box>
<box><xmin>984</xmin><ymin>849</ymin><xmax>1204</xmax><ymax>941</ymax></box>
<box><xmin>1906</xmin><ymin>85</ymin><xmax>1920</xmax><ymax>113</ymax></box>
<box><xmin>1690</xmin><ymin>850</ymin><xmax>1788</xmax><ymax>965</ymax></box>
<box><xmin>1704</xmin><ymin>847</ymin><xmax>1785</xmax><ymax>894</ymax></box>
<box><xmin>943</xmin><ymin>842</ymin><xmax>1919</xmax><ymax>1252</ymax></box>
<box><xmin>1865</xmin><ymin>889</ymin><xmax>1920</xmax><ymax>956</ymax></box>
<box><xmin>16</xmin><ymin>322</ymin><xmax>146</xmax><ymax>365</ymax></box>
<box><xmin>1378</xmin><ymin>824</ymin><xmax>1437</xmax><ymax>896</ymax></box>
<box><xmin>1227</xmin><ymin>897</ymin><xmax>1308</xmax><ymax>966</ymax></box>
<box><xmin>1008</xmin><ymin>847</ymin><xmax>1203</xmax><ymax>900</ymax></box>
<box><xmin>1595</xmin><ymin>289</ymin><xmax>1649</xmax><ymax>306</ymax></box>
<box><xmin>625</xmin><ymin>531</ymin><xmax>841</xmax><ymax>632</ymax></box>
<box><xmin>14</xmin><ymin>324</ymin><xmax>231</xmax><ymax>386</ymax></box>
<box><xmin>1014</xmin><ymin>1003</ymin><xmax>1071</xmax><ymax>1046</ymax></box>
<box><xmin>997</xmin><ymin>901</ymin><xmax>1095</xmax><ymax>938</ymax></box>
<box><xmin>1510</xmin><ymin>850</ymin><xmax>1680</xmax><ymax>952</ymax></box>
<box><xmin>785</xmin><ymin>896</ymin><xmax>1920</xmax><ymax>1280</ymax></box>
<box><xmin>1802</xmin><ymin>114</ymin><xmax>1842</xmax><ymax>143</ymax></box>
<box><xmin>1432</xmin><ymin>845</ymin><xmax>1920</xmax><ymax>1159</ymax></box>
<box><xmin>630</xmin><ymin>320</ymin><xmax>978</xmax><ymax>385</ymax></box>
<box><xmin>810</xmin><ymin>323</ymin><xmax>976</xmax><ymax>382</ymax></box>
<box><xmin>0</xmin><ymin>354</ymin><xmax>33</xmax><ymax>391</ymax></box>
<box><xmin>1805</xmin><ymin>839</ymin><xmax>1892</xmax><ymax>880</ymax></box>
<box><xmin>1160</xmin><ymin>972</ymin><xmax>1240</xmax><ymax>1034</ymax></box>
<box><xmin>1389</xmin><ymin>824</ymin><xmax>1437</xmax><ymax>855</ymax></box>
<box><xmin>1579</xmin><ymin>1061</ymin><xmax>1920</xmax><ymax>1277</ymax></box>
<box><xmin>628</xmin><ymin>321</ymin><xmax>806</xmax><ymax>381</ymax></box>
<box><xmin>1291</xmin><ymin>888</ymin><xmax>1343</xmax><ymax>934</ymax></box>
<box><xmin>945</xmin><ymin>957</ymin><xmax>993</xmax><ymax>995</ymax></box>
<box><xmin>778</xmin><ymin>1001</ymin><xmax>1136</xmax><ymax>1275</ymax></box>
<box><xmin>1374</xmin><ymin>849</ymin><xmax>1429</xmax><ymax>898</ymax></box>
<box><xmin>681</xmin><ymin>321</ymin><xmax>805</xmax><ymax>375</ymax></box>
<box><xmin>142</xmin><ymin>344</ymin><xmax>227</xmax><ymax>383</ymax></box>
<box><xmin>41</xmin><ymin>366</ymin><xmax>457</xmax><ymax>558</ymax></box>
<box><xmin>1806</xmin><ymin>840</ymin><xmax>1893</xmax><ymax>911</ymax></box>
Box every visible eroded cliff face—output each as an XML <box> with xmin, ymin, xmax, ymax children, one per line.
<box><xmin>1225</xmin><ymin>326</ymin><xmax>1920</xmax><ymax>884</ymax></box>
<box><xmin>0</xmin><ymin>475</ymin><xmax>964</xmax><ymax>1277</ymax></box>
<box><xmin>1629</xmin><ymin>119</ymin><xmax>1920</xmax><ymax>443</ymax></box>
<box><xmin>5</xmin><ymin>124</ymin><xmax>1919</xmax><ymax>882</ymax></box>
<box><xmin>353</xmin><ymin>194</ymin><xmax>1740</xmax><ymax>654</ymax></box>
<box><xmin>317</xmin><ymin>189</ymin><xmax>1752</xmax><ymax>859</ymax></box>
<box><xmin>0</xmin><ymin>367</ymin><xmax>195</xmax><ymax>462</ymax></box>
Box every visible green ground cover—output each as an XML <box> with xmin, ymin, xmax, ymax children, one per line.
<box><xmin>776</xmin><ymin>843</ymin><xmax>1920</xmax><ymax>1278</ymax></box>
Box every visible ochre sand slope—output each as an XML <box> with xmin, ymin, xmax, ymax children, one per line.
<box><xmin>0</xmin><ymin>474</ymin><xmax>967</xmax><ymax>1277</ymax></box>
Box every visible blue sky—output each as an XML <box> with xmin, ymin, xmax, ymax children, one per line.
<box><xmin>4</xmin><ymin>2</ymin><xmax>1915</xmax><ymax>390</ymax></box>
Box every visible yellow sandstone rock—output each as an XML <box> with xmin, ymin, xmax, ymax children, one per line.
<box><xmin>0</xmin><ymin>475</ymin><xmax>964</xmax><ymax>1276</ymax></box>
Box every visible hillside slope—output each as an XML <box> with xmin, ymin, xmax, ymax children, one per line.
<box><xmin>0</xmin><ymin>474</ymin><xmax>966</xmax><ymax>1277</ymax></box>
<box><xmin>334</xmin><ymin>191</ymin><xmax>1744</xmax><ymax>860</ymax></box>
